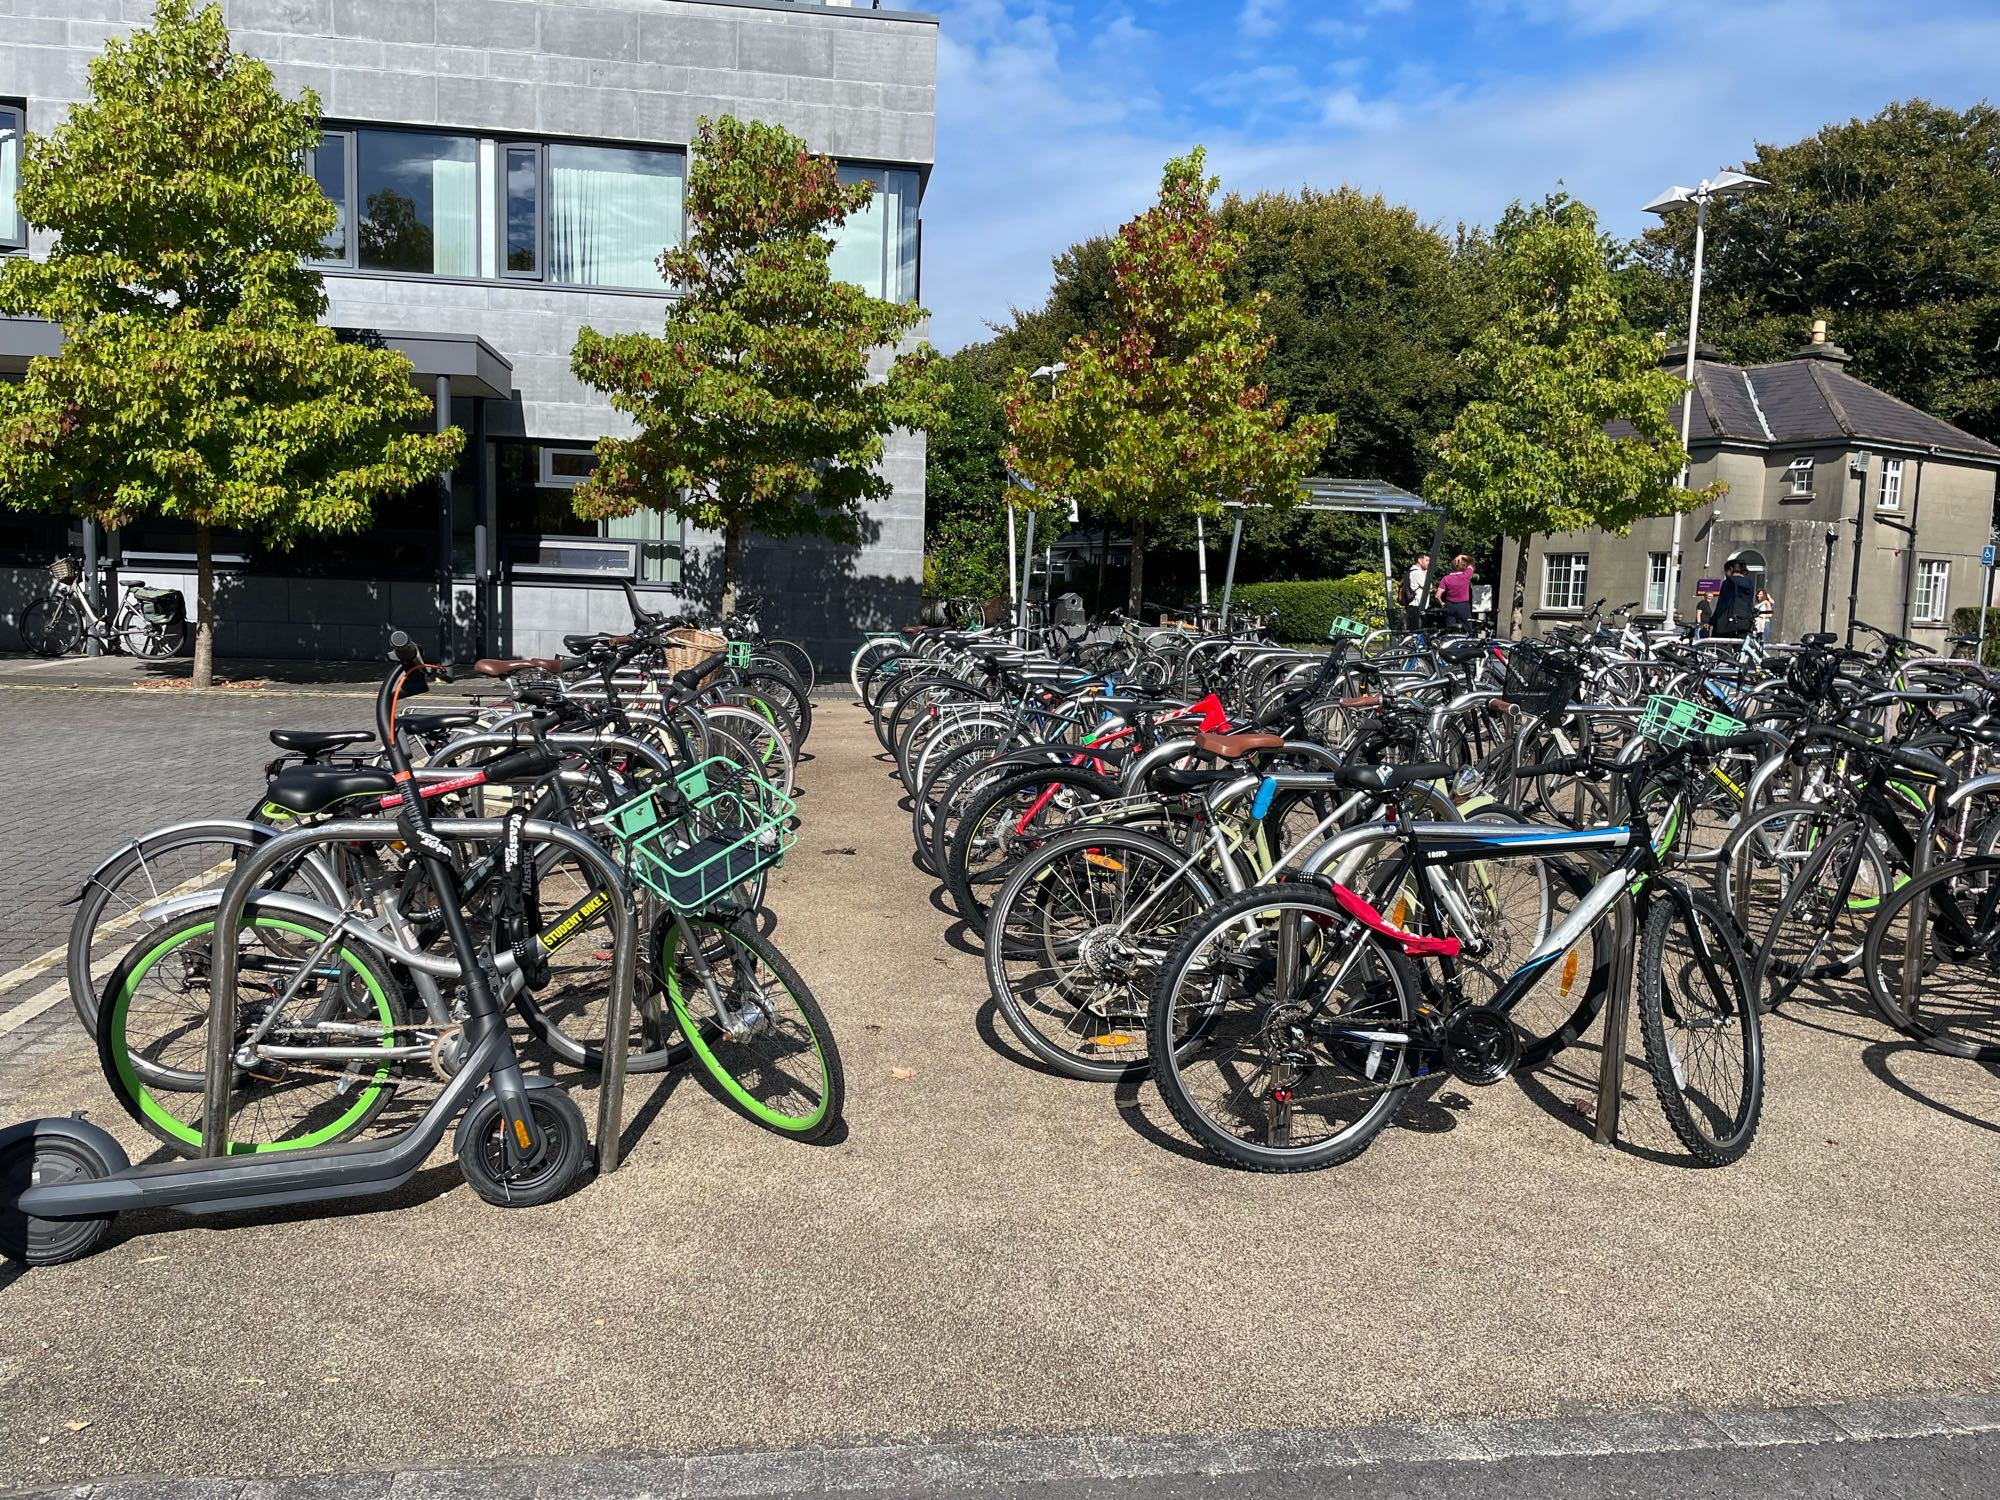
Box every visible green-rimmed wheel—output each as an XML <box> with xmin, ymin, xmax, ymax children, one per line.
<box><xmin>660</xmin><ymin>915</ymin><xmax>843</xmax><ymax>1140</ymax></box>
<box><xmin>98</xmin><ymin>909</ymin><xmax>409</xmax><ymax>1157</ymax></box>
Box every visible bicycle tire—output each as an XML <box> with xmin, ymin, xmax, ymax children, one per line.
<box><xmin>942</xmin><ymin>764</ymin><xmax>1118</xmax><ymax>927</ymax></box>
<box><xmin>760</xmin><ymin>638</ymin><xmax>817</xmax><ymax>696</ymax></box>
<box><xmin>1635</xmin><ymin>889</ymin><xmax>1763</xmax><ymax>1165</ymax></box>
<box><xmin>120</xmin><ymin>607</ymin><xmax>185</xmax><ymax>659</ymax></box>
<box><xmin>661</xmin><ymin>915</ymin><xmax>844</xmax><ymax>1139</ymax></box>
<box><xmin>1859</xmin><ymin>856</ymin><xmax>2000</xmax><ymax>1058</ymax></box>
<box><xmin>20</xmin><ymin>595</ymin><xmax>83</xmax><ymax>658</ymax></box>
<box><xmin>1146</xmin><ymin>883</ymin><xmax>1421</xmax><ymax>1172</ymax></box>
<box><xmin>851</xmin><ymin>637</ymin><xmax>907</xmax><ymax>701</ymax></box>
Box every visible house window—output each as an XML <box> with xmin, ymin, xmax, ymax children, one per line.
<box><xmin>1914</xmin><ymin>559</ymin><xmax>1950</xmax><ymax>624</ymax></box>
<box><xmin>1645</xmin><ymin>552</ymin><xmax>1670</xmax><ymax>615</ymax></box>
<box><xmin>502</xmin><ymin>143</ymin><xmax>540</xmax><ymax>277</ymax></box>
<box><xmin>497</xmin><ymin>441</ymin><xmax>682</xmax><ymax>584</ymax></box>
<box><xmin>313</xmin><ymin>128</ymin><xmax>480</xmax><ymax>275</ymax></box>
<box><xmin>829</xmin><ymin>165</ymin><xmax>921</xmax><ymax>302</ymax></box>
<box><xmin>309</xmin><ymin>130</ymin><xmax>348</xmax><ymax>262</ymax></box>
<box><xmin>1787</xmin><ymin>456</ymin><xmax>1815</xmax><ymax>496</ymax></box>
<box><xmin>1542</xmin><ymin>552</ymin><xmax>1589</xmax><ymax>612</ymax></box>
<box><xmin>0</xmin><ymin>102</ymin><xmax>24</xmax><ymax>250</ymax></box>
<box><xmin>1879</xmin><ymin>457</ymin><xmax>1904</xmax><ymax>510</ymax></box>
<box><xmin>545</xmin><ymin>143</ymin><xmax>684</xmax><ymax>290</ymax></box>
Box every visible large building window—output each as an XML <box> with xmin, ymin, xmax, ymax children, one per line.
<box><xmin>1542</xmin><ymin>552</ymin><xmax>1589</xmax><ymax>612</ymax></box>
<box><xmin>1879</xmin><ymin>456</ymin><xmax>1904</xmax><ymax>510</ymax></box>
<box><xmin>546</xmin><ymin>144</ymin><xmax>683</xmax><ymax>290</ymax></box>
<box><xmin>1</xmin><ymin>102</ymin><xmax>25</xmax><ymax>250</ymax></box>
<box><xmin>1645</xmin><ymin>551</ymin><xmax>1669</xmax><ymax>615</ymax></box>
<box><xmin>312</xmin><ymin>128</ymin><xmax>479</xmax><ymax>276</ymax></box>
<box><xmin>498</xmin><ymin>441</ymin><xmax>682</xmax><ymax>583</ymax></box>
<box><xmin>830</xmin><ymin>165</ymin><xmax>920</xmax><ymax>302</ymax></box>
<box><xmin>1914</xmin><ymin>558</ymin><xmax>1950</xmax><ymax>624</ymax></box>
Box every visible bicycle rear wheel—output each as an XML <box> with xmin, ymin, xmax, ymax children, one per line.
<box><xmin>1859</xmin><ymin>856</ymin><xmax>2000</xmax><ymax>1058</ymax></box>
<box><xmin>1636</xmin><ymin>890</ymin><xmax>1762</xmax><ymax>1166</ymax></box>
<box><xmin>1147</xmin><ymin>884</ymin><xmax>1420</xmax><ymax>1171</ymax></box>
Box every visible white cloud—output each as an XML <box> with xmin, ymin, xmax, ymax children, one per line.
<box><xmin>919</xmin><ymin>0</ymin><xmax>2000</xmax><ymax>350</ymax></box>
<box><xmin>1239</xmin><ymin>0</ymin><xmax>1287</xmax><ymax>41</ymax></box>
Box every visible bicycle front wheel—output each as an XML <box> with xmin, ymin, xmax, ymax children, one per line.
<box><xmin>1636</xmin><ymin>890</ymin><xmax>1762</xmax><ymax>1166</ymax></box>
<box><xmin>1147</xmin><ymin>884</ymin><xmax>1420</xmax><ymax>1172</ymax></box>
<box><xmin>21</xmin><ymin>595</ymin><xmax>83</xmax><ymax>658</ymax></box>
<box><xmin>661</xmin><ymin>915</ymin><xmax>843</xmax><ymax>1139</ymax></box>
<box><xmin>1860</xmin><ymin>856</ymin><xmax>2000</xmax><ymax>1058</ymax></box>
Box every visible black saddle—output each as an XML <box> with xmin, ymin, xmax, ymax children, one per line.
<box><xmin>268</xmin><ymin>729</ymin><xmax>373</xmax><ymax>757</ymax></box>
<box><xmin>1335</xmin><ymin>761</ymin><xmax>1449</xmax><ymax>793</ymax></box>
<box><xmin>1148</xmin><ymin>766</ymin><xmax>1240</xmax><ymax>796</ymax></box>
<box><xmin>262</xmin><ymin>764</ymin><xmax>398</xmax><ymax>816</ymax></box>
<box><xmin>396</xmin><ymin>710</ymin><xmax>479</xmax><ymax>736</ymax></box>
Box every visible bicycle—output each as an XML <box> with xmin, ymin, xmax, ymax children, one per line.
<box><xmin>20</xmin><ymin>555</ymin><xmax>187</xmax><ymax>659</ymax></box>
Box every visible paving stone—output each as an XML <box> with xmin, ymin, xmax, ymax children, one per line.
<box><xmin>1087</xmin><ymin>1433</ymin><xmax>1240</xmax><ymax>1477</ymax></box>
<box><xmin>537</xmin><ymin>1456</ymin><xmax>687</xmax><ymax>1499</ymax></box>
<box><xmin>685</xmin><ymin>1449</ymin><xmax>818</xmax><ymax>1497</ymax></box>
<box><xmin>1585</xmin><ymin>1409</ymin><xmax>1730</xmax><ymax>1452</ymax></box>
<box><xmin>385</xmin><ymin>1468</ymin><xmax>546</xmax><ymax>1500</ymax></box>
<box><xmin>241</xmin><ymin>1475</ymin><xmax>393</xmax><ymax>1500</ymax></box>
<box><xmin>1224</xmin><ymin>1427</ymin><xmax>1364</xmax><ymax>1470</ymax></box>
<box><xmin>1926</xmin><ymin>1391</ymin><xmax>2000</xmax><ymax>1432</ymax></box>
<box><xmin>819</xmin><ymin>1438</ymin><xmax>1095</xmax><ymax>1490</ymax></box>
<box><xmin>1345</xmin><ymin>1421</ymin><xmax>1494</xmax><ymax>1463</ymax></box>
<box><xmin>1818</xmin><ymin>1395</ymin><xmax>1965</xmax><ymax>1439</ymax></box>
<box><xmin>1703</xmin><ymin>1402</ymin><xmax>1847</xmax><ymax>1447</ymax></box>
<box><xmin>91</xmin><ymin>1481</ymin><xmax>246</xmax><ymax>1500</ymax></box>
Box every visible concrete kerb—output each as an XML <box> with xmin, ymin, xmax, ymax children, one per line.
<box><xmin>11</xmin><ymin>1394</ymin><xmax>2000</xmax><ymax>1500</ymax></box>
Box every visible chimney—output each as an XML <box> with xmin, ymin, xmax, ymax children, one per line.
<box><xmin>1792</xmin><ymin>318</ymin><xmax>1852</xmax><ymax>364</ymax></box>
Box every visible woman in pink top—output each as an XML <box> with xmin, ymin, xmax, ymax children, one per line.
<box><xmin>1437</xmin><ymin>554</ymin><xmax>1474</xmax><ymax>633</ymax></box>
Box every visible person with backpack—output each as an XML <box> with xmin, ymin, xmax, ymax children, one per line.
<box><xmin>1710</xmin><ymin>559</ymin><xmax>1757</xmax><ymax>639</ymax></box>
<box><xmin>1402</xmin><ymin>552</ymin><xmax>1431</xmax><ymax>634</ymax></box>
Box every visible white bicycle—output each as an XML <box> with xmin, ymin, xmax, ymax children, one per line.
<box><xmin>19</xmin><ymin>555</ymin><xmax>187</xmax><ymax>659</ymax></box>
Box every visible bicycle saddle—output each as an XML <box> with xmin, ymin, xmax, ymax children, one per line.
<box><xmin>1334</xmin><ymin>761</ymin><xmax>1449</xmax><ymax>793</ymax></box>
<box><xmin>471</xmin><ymin>656</ymin><xmax>568</xmax><ymax>677</ymax></box>
<box><xmin>262</xmin><ymin>764</ymin><xmax>399</xmax><ymax>816</ymax></box>
<box><xmin>1190</xmin><ymin>730</ymin><xmax>1285</xmax><ymax>760</ymax></box>
<box><xmin>268</xmin><ymin>729</ymin><xmax>372</xmax><ymax>756</ymax></box>
<box><xmin>1148</xmin><ymin>766</ymin><xmax>1240</xmax><ymax>795</ymax></box>
<box><xmin>562</xmin><ymin>633</ymin><xmax>629</xmax><ymax>654</ymax></box>
<box><xmin>396</xmin><ymin>710</ymin><xmax>479</xmax><ymax>736</ymax></box>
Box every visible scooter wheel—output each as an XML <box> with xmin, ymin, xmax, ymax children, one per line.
<box><xmin>0</xmin><ymin>1135</ymin><xmax>117</xmax><ymax>1266</ymax></box>
<box><xmin>457</xmin><ymin>1089</ymin><xmax>591</xmax><ymax>1208</ymax></box>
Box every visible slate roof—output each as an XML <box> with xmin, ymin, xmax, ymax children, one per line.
<box><xmin>1610</xmin><ymin>353</ymin><xmax>2000</xmax><ymax>463</ymax></box>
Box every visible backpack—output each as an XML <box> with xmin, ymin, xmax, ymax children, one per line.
<box><xmin>1713</xmin><ymin>579</ymin><xmax>1754</xmax><ymax>633</ymax></box>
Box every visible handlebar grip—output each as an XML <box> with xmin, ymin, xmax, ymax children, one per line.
<box><xmin>673</xmin><ymin>651</ymin><xmax>728</xmax><ymax>691</ymax></box>
<box><xmin>389</xmin><ymin>630</ymin><xmax>421</xmax><ymax>667</ymax></box>
<box><xmin>480</xmin><ymin>744</ymin><xmax>562</xmax><ymax>782</ymax></box>
<box><xmin>1514</xmin><ymin>755</ymin><xmax>1589</xmax><ymax>778</ymax></box>
<box><xmin>1889</xmin><ymin>745</ymin><xmax>1951</xmax><ymax>782</ymax></box>
<box><xmin>1693</xmin><ymin>731</ymin><xmax>1769</xmax><ymax>757</ymax></box>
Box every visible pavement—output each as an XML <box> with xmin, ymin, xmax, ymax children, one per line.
<box><xmin>1</xmin><ymin>678</ymin><xmax>1999</xmax><ymax>1495</ymax></box>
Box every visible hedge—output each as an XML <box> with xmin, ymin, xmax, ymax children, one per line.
<box><xmin>1228</xmin><ymin>573</ymin><xmax>1389</xmax><ymax>643</ymax></box>
<box><xmin>1949</xmin><ymin>606</ymin><xmax>2000</xmax><ymax>667</ymax></box>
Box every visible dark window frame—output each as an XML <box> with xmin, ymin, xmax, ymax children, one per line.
<box><xmin>500</xmin><ymin>140</ymin><xmax>542</xmax><ymax>280</ymax></box>
<box><xmin>1</xmin><ymin>100</ymin><xmax>28</xmax><ymax>253</ymax></box>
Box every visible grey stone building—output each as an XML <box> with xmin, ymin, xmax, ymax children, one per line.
<box><xmin>0</xmin><ymin>0</ymin><xmax>937</xmax><ymax>665</ymax></box>
<box><xmin>1501</xmin><ymin>332</ymin><xmax>2000</xmax><ymax>645</ymax></box>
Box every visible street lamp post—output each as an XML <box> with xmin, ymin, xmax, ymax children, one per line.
<box><xmin>1643</xmin><ymin>170</ymin><xmax>1768</xmax><ymax>630</ymax></box>
<box><xmin>1020</xmin><ymin>362</ymin><xmax>1068</xmax><ymax>639</ymax></box>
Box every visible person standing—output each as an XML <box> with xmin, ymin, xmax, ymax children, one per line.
<box><xmin>1437</xmin><ymin>554</ymin><xmax>1475</xmax><ymax>633</ymax></box>
<box><xmin>1403</xmin><ymin>552</ymin><xmax>1432</xmax><ymax>634</ymax></box>
<box><xmin>1710</xmin><ymin>559</ymin><xmax>1756</xmax><ymax>639</ymax></box>
<box><xmin>1755</xmin><ymin>586</ymin><xmax>1775</xmax><ymax>643</ymax></box>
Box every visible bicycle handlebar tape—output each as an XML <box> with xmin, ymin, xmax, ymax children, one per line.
<box><xmin>1251</xmin><ymin>777</ymin><xmax>1278</xmax><ymax>820</ymax></box>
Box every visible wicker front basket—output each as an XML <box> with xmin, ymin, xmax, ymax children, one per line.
<box><xmin>663</xmin><ymin>626</ymin><xmax>726</xmax><ymax>676</ymax></box>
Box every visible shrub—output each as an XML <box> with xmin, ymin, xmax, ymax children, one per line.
<box><xmin>1230</xmin><ymin>573</ymin><xmax>1388</xmax><ymax>642</ymax></box>
<box><xmin>1949</xmin><ymin>605</ymin><xmax>2000</xmax><ymax>667</ymax></box>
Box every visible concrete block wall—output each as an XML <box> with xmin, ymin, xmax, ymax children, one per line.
<box><xmin>4</xmin><ymin>0</ymin><xmax>937</xmax><ymax>663</ymax></box>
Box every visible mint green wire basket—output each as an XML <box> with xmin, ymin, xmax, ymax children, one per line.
<box><xmin>1327</xmin><ymin>616</ymin><xmax>1372</xmax><ymax>641</ymax></box>
<box><xmin>603</xmin><ymin>757</ymin><xmax>796</xmax><ymax>913</ymax></box>
<box><xmin>1636</xmin><ymin>694</ymin><xmax>1745</xmax><ymax>748</ymax></box>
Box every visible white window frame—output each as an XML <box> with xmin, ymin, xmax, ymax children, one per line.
<box><xmin>1879</xmin><ymin>457</ymin><xmax>1904</xmax><ymax>510</ymax></box>
<box><xmin>1645</xmin><ymin>551</ymin><xmax>1669</xmax><ymax>615</ymax></box>
<box><xmin>1542</xmin><ymin>552</ymin><xmax>1589</xmax><ymax>613</ymax></box>
<box><xmin>1787</xmin><ymin>456</ymin><xmax>1815</xmax><ymax>496</ymax></box>
<box><xmin>1914</xmin><ymin>558</ymin><xmax>1950</xmax><ymax>624</ymax></box>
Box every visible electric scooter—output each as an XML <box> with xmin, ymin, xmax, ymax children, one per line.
<box><xmin>0</xmin><ymin>633</ymin><xmax>638</xmax><ymax>1266</ymax></box>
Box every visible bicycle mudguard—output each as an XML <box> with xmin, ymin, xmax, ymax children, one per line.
<box><xmin>1280</xmin><ymin>872</ymin><xmax>1462</xmax><ymax>959</ymax></box>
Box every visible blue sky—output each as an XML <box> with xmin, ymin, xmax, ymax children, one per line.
<box><xmin>920</xmin><ymin>0</ymin><xmax>2000</xmax><ymax>350</ymax></box>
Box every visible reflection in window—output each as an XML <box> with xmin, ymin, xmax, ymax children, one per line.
<box><xmin>496</xmin><ymin>441</ymin><xmax>682</xmax><ymax>584</ymax></box>
<box><xmin>504</xmin><ymin>145</ymin><xmax>539</xmax><ymax>275</ymax></box>
<box><xmin>1</xmin><ymin>103</ymin><xmax>24</xmax><ymax>249</ymax></box>
<box><xmin>356</xmin><ymin>128</ymin><xmax>478</xmax><ymax>277</ymax></box>
<box><xmin>310</xmin><ymin>131</ymin><xmax>347</xmax><ymax>261</ymax></box>
<box><xmin>830</xmin><ymin>165</ymin><xmax>920</xmax><ymax>301</ymax></box>
<box><xmin>547</xmin><ymin>144</ymin><xmax>681</xmax><ymax>290</ymax></box>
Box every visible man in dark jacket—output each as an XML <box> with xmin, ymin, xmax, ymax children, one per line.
<box><xmin>1711</xmin><ymin>559</ymin><xmax>1757</xmax><ymax>639</ymax></box>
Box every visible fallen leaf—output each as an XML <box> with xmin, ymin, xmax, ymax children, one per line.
<box><xmin>64</xmin><ymin>1421</ymin><xmax>90</xmax><ymax>1433</ymax></box>
<box><xmin>889</xmin><ymin>1066</ymin><xmax>918</xmax><ymax>1081</ymax></box>
<box><xmin>821</xmin><ymin>846</ymin><xmax>858</xmax><ymax>856</ymax></box>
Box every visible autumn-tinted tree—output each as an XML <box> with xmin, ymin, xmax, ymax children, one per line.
<box><xmin>0</xmin><ymin>0</ymin><xmax>460</xmax><ymax>686</ymax></box>
<box><xmin>1005</xmin><ymin>149</ymin><xmax>1334</xmax><ymax>614</ymax></box>
<box><xmin>1432</xmin><ymin>196</ymin><xmax>1713</xmax><ymax>636</ymax></box>
<box><xmin>571</xmin><ymin>115</ymin><xmax>944</xmax><ymax>611</ymax></box>
<box><xmin>1626</xmin><ymin>100</ymin><xmax>2000</xmax><ymax>442</ymax></box>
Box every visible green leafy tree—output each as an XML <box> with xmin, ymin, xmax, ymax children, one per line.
<box><xmin>0</xmin><ymin>0</ymin><xmax>459</xmax><ymax>686</ymax></box>
<box><xmin>571</xmin><ymin>115</ymin><xmax>944</xmax><ymax>612</ymax></box>
<box><xmin>1005</xmin><ymin>148</ymin><xmax>1335</xmax><ymax>615</ymax></box>
<box><xmin>1626</xmin><ymin>101</ymin><xmax>2000</xmax><ymax>442</ymax></box>
<box><xmin>923</xmin><ymin>351</ymin><xmax>1012</xmax><ymax>603</ymax></box>
<box><xmin>1432</xmin><ymin>196</ymin><xmax>1715</xmax><ymax>636</ymax></box>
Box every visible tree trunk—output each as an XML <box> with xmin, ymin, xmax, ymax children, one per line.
<box><xmin>719</xmin><ymin>521</ymin><xmax>742</xmax><ymax>618</ymax></box>
<box><xmin>1126</xmin><ymin>517</ymin><xmax>1147</xmax><ymax>619</ymax></box>
<box><xmin>193</xmin><ymin>522</ymin><xmax>215</xmax><ymax>690</ymax></box>
<box><xmin>1508</xmin><ymin>534</ymin><xmax>1529</xmax><ymax>640</ymax></box>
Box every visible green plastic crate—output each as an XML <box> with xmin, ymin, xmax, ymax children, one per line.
<box><xmin>1636</xmin><ymin>694</ymin><xmax>1745</xmax><ymax>748</ymax></box>
<box><xmin>604</xmin><ymin>757</ymin><xmax>796</xmax><ymax>912</ymax></box>
<box><xmin>725</xmin><ymin>640</ymin><xmax>752</xmax><ymax>668</ymax></box>
<box><xmin>1327</xmin><ymin>616</ymin><xmax>1372</xmax><ymax>641</ymax></box>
